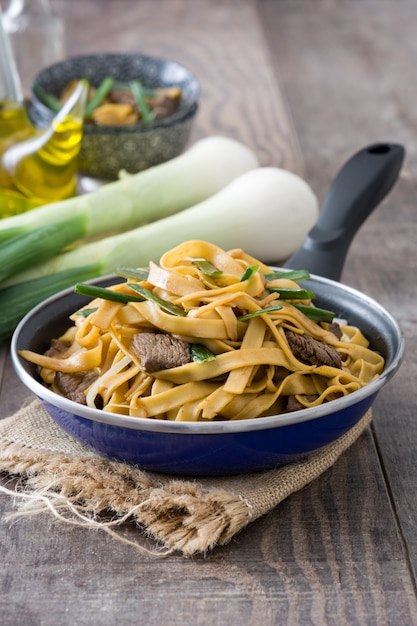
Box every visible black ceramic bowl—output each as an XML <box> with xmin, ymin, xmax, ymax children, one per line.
<box><xmin>29</xmin><ymin>53</ymin><xmax>200</xmax><ymax>180</ymax></box>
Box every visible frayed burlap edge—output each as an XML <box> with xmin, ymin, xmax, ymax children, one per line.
<box><xmin>0</xmin><ymin>399</ymin><xmax>371</xmax><ymax>556</ymax></box>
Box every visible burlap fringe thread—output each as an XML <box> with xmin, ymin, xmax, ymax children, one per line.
<box><xmin>0</xmin><ymin>399</ymin><xmax>371</xmax><ymax>557</ymax></box>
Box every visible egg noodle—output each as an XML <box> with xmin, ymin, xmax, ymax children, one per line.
<box><xmin>19</xmin><ymin>240</ymin><xmax>384</xmax><ymax>422</ymax></box>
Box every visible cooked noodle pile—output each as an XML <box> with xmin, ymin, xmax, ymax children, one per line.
<box><xmin>19</xmin><ymin>240</ymin><xmax>384</xmax><ymax>421</ymax></box>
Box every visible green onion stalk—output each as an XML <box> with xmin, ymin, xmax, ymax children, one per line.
<box><xmin>0</xmin><ymin>136</ymin><xmax>260</xmax><ymax>282</ymax></box>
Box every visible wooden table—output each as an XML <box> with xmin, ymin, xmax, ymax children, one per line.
<box><xmin>1</xmin><ymin>1</ymin><xmax>416</xmax><ymax>623</ymax></box>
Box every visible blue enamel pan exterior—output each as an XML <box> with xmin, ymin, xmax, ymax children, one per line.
<box><xmin>38</xmin><ymin>394</ymin><xmax>376</xmax><ymax>474</ymax></box>
<box><xmin>10</xmin><ymin>143</ymin><xmax>406</xmax><ymax>475</ymax></box>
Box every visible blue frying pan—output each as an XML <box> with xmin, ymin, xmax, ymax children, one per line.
<box><xmin>11</xmin><ymin>143</ymin><xmax>405</xmax><ymax>475</ymax></box>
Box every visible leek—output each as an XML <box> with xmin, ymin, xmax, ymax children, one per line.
<box><xmin>0</xmin><ymin>266</ymin><xmax>100</xmax><ymax>344</ymax></box>
<box><xmin>191</xmin><ymin>259</ymin><xmax>222</xmax><ymax>276</ymax></box>
<box><xmin>0</xmin><ymin>215</ymin><xmax>84</xmax><ymax>282</ymax></box>
<box><xmin>0</xmin><ymin>165</ymin><xmax>319</xmax><ymax>340</ymax></box>
<box><xmin>129</xmin><ymin>80</ymin><xmax>154</xmax><ymax>123</ymax></box>
<box><xmin>0</xmin><ymin>136</ymin><xmax>259</xmax><ymax>267</ymax></box>
<box><xmin>3</xmin><ymin>166</ymin><xmax>318</xmax><ymax>290</ymax></box>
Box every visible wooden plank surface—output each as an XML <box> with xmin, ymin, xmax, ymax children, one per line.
<box><xmin>1</xmin><ymin>1</ymin><xmax>417</xmax><ymax>624</ymax></box>
<box><xmin>62</xmin><ymin>0</ymin><xmax>303</xmax><ymax>174</ymax></box>
<box><xmin>259</xmin><ymin>0</ymin><xmax>417</xmax><ymax>588</ymax></box>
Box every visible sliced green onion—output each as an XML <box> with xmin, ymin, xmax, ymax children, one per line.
<box><xmin>116</xmin><ymin>266</ymin><xmax>149</xmax><ymax>281</ymax></box>
<box><xmin>129</xmin><ymin>80</ymin><xmax>154</xmax><ymax>123</ymax></box>
<box><xmin>268</xmin><ymin>287</ymin><xmax>315</xmax><ymax>300</ymax></box>
<box><xmin>238</xmin><ymin>305</ymin><xmax>283</xmax><ymax>321</ymax></box>
<box><xmin>191</xmin><ymin>344</ymin><xmax>216</xmax><ymax>363</ymax></box>
<box><xmin>191</xmin><ymin>259</ymin><xmax>223</xmax><ymax>276</ymax></box>
<box><xmin>293</xmin><ymin>303</ymin><xmax>335</xmax><ymax>322</ymax></box>
<box><xmin>113</xmin><ymin>80</ymin><xmax>157</xmax><ymax>97</ymax></box>
<box><xmin>75</xmin><ymin>283</ymin><xmax>144</xmax><ymax>303</ymax></box>
<box><xmin>240</xmin><ymin>265</ymin><xmax>259</xmax><ymax>282</ymax></box>
<box><xmin>75</xmin><ymin>307</ymin><xmax>98</xmax><ymax>318</ymax></box>
<box><xmin>32</xmin><ymin>82</ymin><xmax>62</xmax><ymax>112</ymax></box>
<box><xmin>264</xmin><ymin>269</ymin><xmax>311</xmax><ymax>281</ymax></box>
<box><xmin>84</xmin><ymin>77</ymin><xmax>115</xmax><ymax>117</ymax></box>
<box><xmin>128</xmin><ymin>283</ymin><xmax>187</xmax><ymax>316</ymax></box>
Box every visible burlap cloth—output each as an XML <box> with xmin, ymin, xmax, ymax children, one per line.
<box><xmin>0</xmin><ymin>399</ymin><xmax>371</xmax><ymax>556</ymax></box>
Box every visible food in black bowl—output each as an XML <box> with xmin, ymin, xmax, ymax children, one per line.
<box><xmin>29</xmin><ymin>53</ymin><xmax>200</xmax><ymax>180</ymax></box>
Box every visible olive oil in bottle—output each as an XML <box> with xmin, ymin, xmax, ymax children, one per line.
<box><xmin>0</xmin><ymin>109</ymin><xmax>85</xmax><ymax>208</ymax></box>
<box><xmin>0</xmin><ymin>9</ymin><xmax>38</xmax><ymax>216</ymax></box>
<box><xmin>0</xmin><ymin>5</ymin><xmax>30</xmax><ymax>137</ymax></box>
<box><xmin>0</xmin><ymin>6</ymin><xmax>86</xmax><ymax>218</ymax></box>
<box><xmin>2</xmin><ymin>0</ymin><xmax>65</xmax><ymax>100</ymax></box>
<box><xmin>0</xmin><ymin>84</ymin><xmax>87</xmax><ymax>217</ymax></box>
<box><xmin>0</xmin><ymin>100</ymin><xmax>31</xmax><ymax>138</ymax></box>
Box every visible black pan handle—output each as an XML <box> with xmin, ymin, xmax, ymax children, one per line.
<box><xmin>284</xmin><ymin>143</ymin><xmax>405</xmax><ymax>281</ymax></box>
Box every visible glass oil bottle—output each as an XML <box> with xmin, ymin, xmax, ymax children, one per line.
<box><xmin>0</xmin><ymin>6</ymin><xmax>87</xmax><ymax>217</ymax></box>
<box><xmin>2</xmin><ymin>0</ymin><xmax>65</xmax><ymax>99</ymax></box>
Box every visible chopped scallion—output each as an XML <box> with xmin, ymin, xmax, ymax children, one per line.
<box><xmin>293</xmin><ymin>303</ymin><xmax>335</xmax><ymax>322</ymax></box>
<box><xmin>237</xmin><ymin>305</ymin><xmax>283</xmax><ymax>320</ymax></box>
<box><xmin>84</xmin><ymin>77</ymin><xmax>115</xmax><ymax>117</ymax></box>
<box><xmin>32</xmin><ymin>82</ymin><xmax>62</xmax><ymax>112</ymax></box>
<box><xmin>75</xmin><ymin>283</ymin><xmax>144</xmax><ymax>303</ymax></box>
<box><xmin>264</xmin><ymin>269</ymin><xmax>311</xmax><ymax>281</ymax></box>
<box><xmin>75</xmin><ymin>307</ymin><xmax>98</xmax><ymax>318</ymax></box>
<box><xmin>127</xmin><ymin>283</ymin><xmax>187</xmax><ymax>316</ymax></box>
<box><xmin>268</xmin><ymin>287</ymin><xmax>314</xmax><ymax>300</ymax></box>
<box><xmin>191</xmin><ymin>344</ymin><xmax>216</xmax><ymax>363</ymax></box>
<box><xmin>116</xmin><ymin>266</ymin><xmax>149</xmax><ymax>281</ymax></box>
<box><xmin>240</xmin><ymin>265</ymin><xmax>259</xmax><ymax>282</ymax></box>
<box><xmin>191</xmin><ymin>259</ymin><xmax>223</xmax><ymax>276</ymax></box>
<box><xmin>129</xmin><ymin>80</ymin><xmax>154</xmax><ymax>123</ymax></box>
